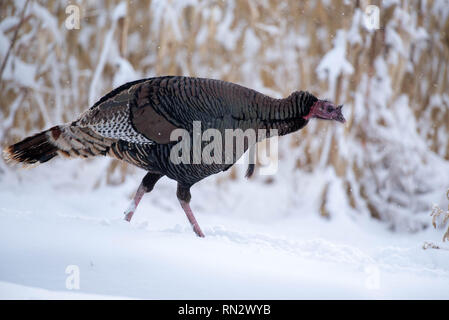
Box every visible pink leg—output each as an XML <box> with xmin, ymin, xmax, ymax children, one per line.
<box><xmin>124</xmin><ymin>183</ymin><xmax>146</xmax><ymax>222</ymax></box>
<box><xmin>124</xmin><ymin>173</ymin><xmax>162</xmax><ymax>222</ymax></box>
<box><xmin>179</xmin><ymin>200</ymin><xmax>205</xmax><ymax>238</ymax></box>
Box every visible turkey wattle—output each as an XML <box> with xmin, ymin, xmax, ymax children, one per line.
<box><xmin>3</xmin><ymin>76</ymin><xmax>346</xmax><ymax>237</ymax></box>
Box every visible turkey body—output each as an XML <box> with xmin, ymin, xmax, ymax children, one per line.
<box><xmin>4</xmin><ymin>76</ymin><xmax>321</xmax><ymax>237</ymax></box>
<box><xmin>74</xmin><ymin>76</ymin><xmax>314</xmax><ymax>185</ymax></box>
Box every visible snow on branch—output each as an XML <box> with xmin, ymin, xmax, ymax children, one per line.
<box><xmin>316</xmin><ymin>30</ymin><xmax>354</xmax><ymax>99</ymax></box>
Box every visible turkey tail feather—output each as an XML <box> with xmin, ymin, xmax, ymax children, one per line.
<box><xmin>3</xmin><ymin>126</ymin><xmax>61</xmax><ymax>166</ymax></box>
<box><xmin>3</xmin><ymin>125</ymin><xmax>114</xmax><ymax>167</ymax></box>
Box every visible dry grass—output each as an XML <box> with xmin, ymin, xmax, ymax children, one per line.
<box><xmin>430</xmin><ymin>189</ymin><xmax>449</xmax><ymax>242</ymax></box>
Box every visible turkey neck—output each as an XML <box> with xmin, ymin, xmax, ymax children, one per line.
<box><xmin>241</xmin><ymin>90</ymin><xmax>312</xmax><ymax>137</ymax></box>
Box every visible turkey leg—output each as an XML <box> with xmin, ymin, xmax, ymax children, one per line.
<box><xmin>177</xmin><ymin>184</ymin><xmax>205</xmax><ymax>237</ymax></box>
<box><xmin>124</xmin><ymin>172</ymin><xmax>162</xmax><ymax>222</ymax></box>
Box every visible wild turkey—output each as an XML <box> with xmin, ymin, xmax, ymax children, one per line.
<box><xmin>3</xmin><ymin>76</ymin><xmax>345</xmax><ymax>237</ymax></box>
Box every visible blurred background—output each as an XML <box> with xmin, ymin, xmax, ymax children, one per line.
<box><xmin>1</xmin><ymin>0</ymin><xmax>448</xmax><ymax>233</ymax></box>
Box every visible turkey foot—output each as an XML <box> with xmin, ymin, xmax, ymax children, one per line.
<box><xmin>124</xmin><ymin>183</ymin><xmax>146</xmax><ymax>222</ymax></box>
<box><xmin>124</xmin><ymin>172</ymin><xmax>163</xmax><ymax>222</ymax></box>
<box><xmin>179</xmin><ymin>200</ymin><xmax>205</xmax><ymax>238</ymax></box>
<box><xmin>177</xmin><ymin>183</ymin><xmax>205</xmax><ymax>237</ymax></box>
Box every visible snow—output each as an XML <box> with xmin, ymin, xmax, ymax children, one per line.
<box><xmin>0</xmin><ymin>282</ymin><xmax>131</xmax><ymax>300</ymax></box>
<box><xmin>0</xmin><ymin>158</ymin><xmax>448</xmax><ymax>299</ymax></box>
<box><xmin>0</xmin><ymin>17</ymin><xmax>20</xmax><ymax>33</ymax></box>
<box><xmin>316</xmin><ymin>30</ymin><xmax>354</xmax><ymax>98</ymax></box>
<box><xmin>31</xmin><ymin>2</ymin><xmax>61</xmax><ymax>44</ymax></box>
<box><xmin>112</xmin><ymin>2</ymin><xmax>127</xmax><ymax>21</ymax></box>
<box><xmin>0</xmin><ymin>50</ymin><xmax>38</xmax><ymax>89</ymax></box>
<box><xmin>89</xmin><ymin>1</ymin><xmax>139</xmax><ymax>106</ymax></box>
<box><xmin>215</xmin><ymin>0</ymin><xmax>242</xmax><ymax>51</ymax></box>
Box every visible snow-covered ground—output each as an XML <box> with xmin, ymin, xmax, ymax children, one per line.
<box><xmin>0</xmin><ymin>157</ymin><xmax>448</xmax><ymax>300</ymax></box>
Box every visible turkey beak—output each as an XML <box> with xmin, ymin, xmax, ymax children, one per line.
<box><xmin>334</xmin><ymin>105</ymin><xmax>346</xmax><ymax>124</ymax></box>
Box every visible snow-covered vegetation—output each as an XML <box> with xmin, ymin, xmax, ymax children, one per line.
<box><xmin>1</xmin><ymin>0</ymin><xmax>448</xmax><ymax>299</ymax></box>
